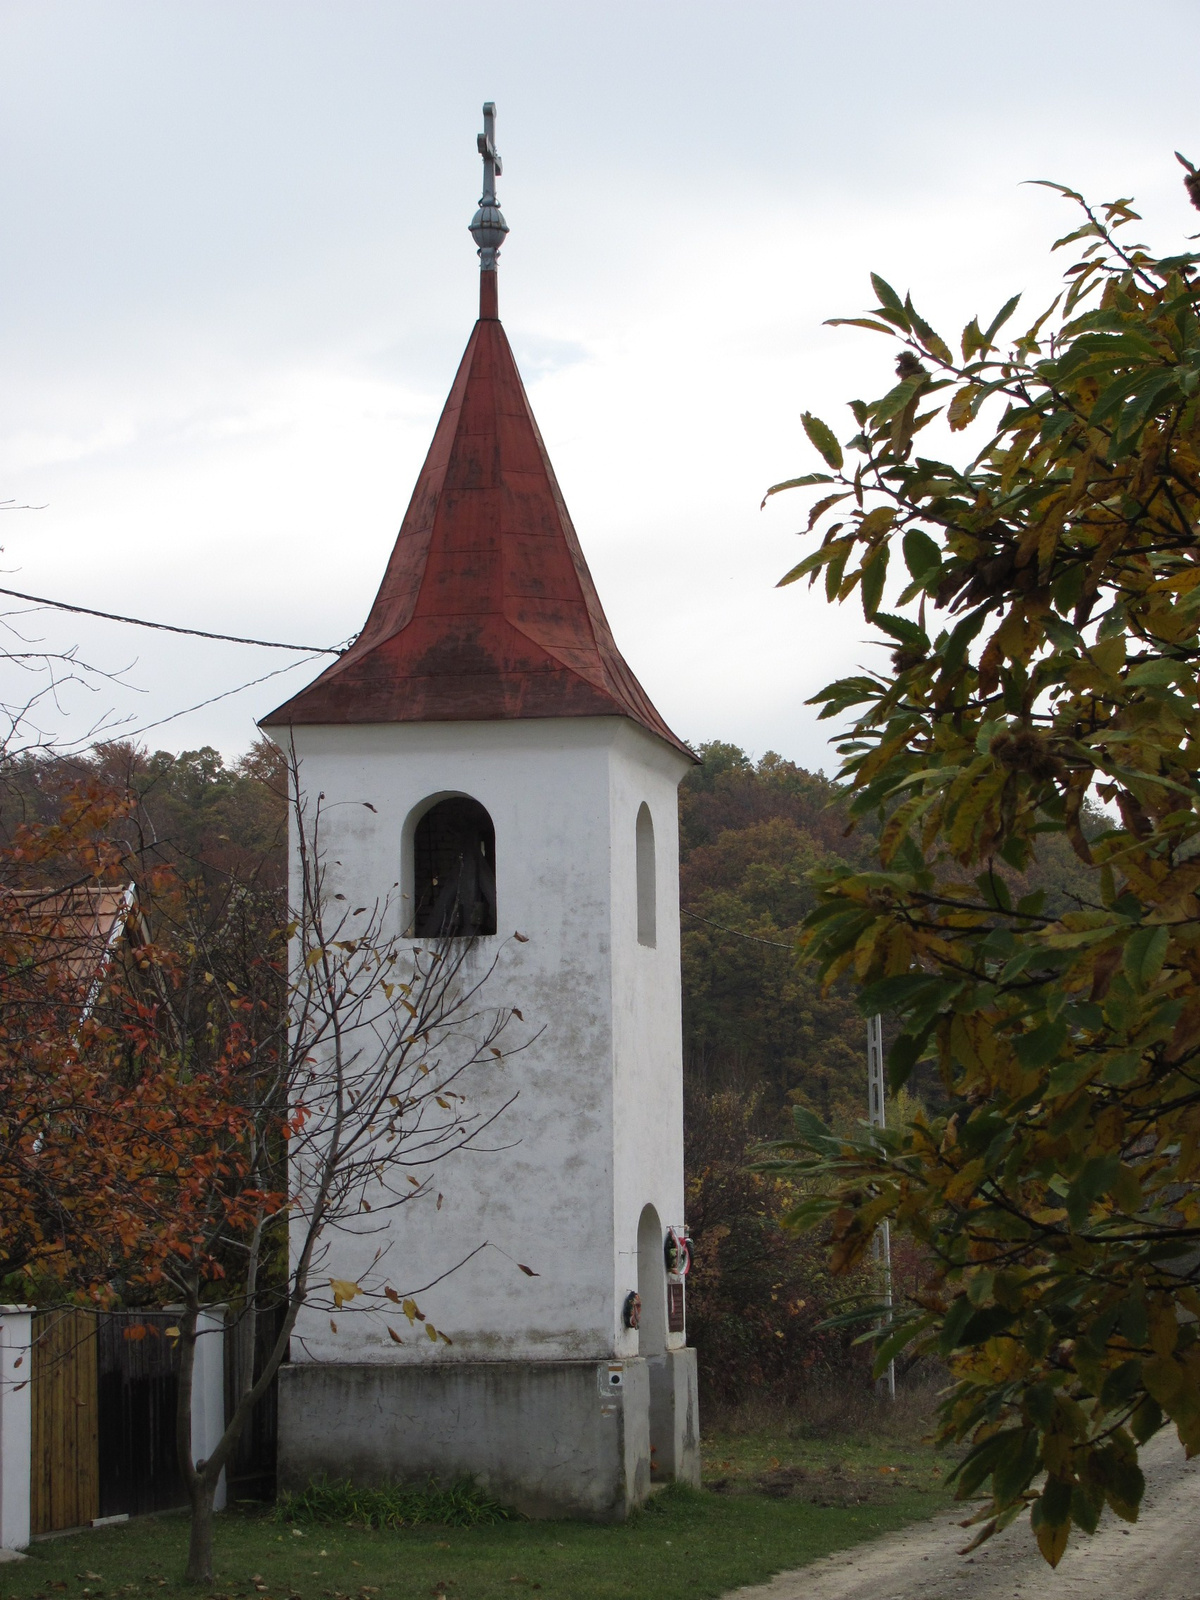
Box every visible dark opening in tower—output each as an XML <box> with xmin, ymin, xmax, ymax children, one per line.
<box><xmin>413</xmin><ymin>797</ymin><xmax>498</xmax><ymax>937</ymax></box>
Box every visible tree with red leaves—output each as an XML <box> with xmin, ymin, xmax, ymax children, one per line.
<box><xmin>1</xmin><ymin>754</ymin><xmax>524</xmax><ymax>1584</ymax></box>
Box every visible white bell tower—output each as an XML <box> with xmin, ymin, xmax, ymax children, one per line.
<box><xmin>262</xmin><ymin>104</ymin><xmax>699</xmax><ymax>1520</ymax></box>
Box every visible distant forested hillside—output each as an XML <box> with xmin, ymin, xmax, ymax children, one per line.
<box><xmin>678</xmin><ymin>742</ymin><xmax>874</xmax><ymax>1130</ymax></box>
<box><xmin>677</xmin><ymin>738</ymin><xmax>1103</xmax><ymax>1131</ymax></box>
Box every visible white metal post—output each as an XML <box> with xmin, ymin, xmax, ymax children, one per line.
<box><xmin>192</xmin><ymin>1307</ymin><xmax>228</xmax><ymax>1512</ymax></box>
<box><xmin>168</xmin><ymin>1306</ymin><xmax>228</xmax><ymax>1512</ymax></box>
<box><xmin>0</xmin><ymin>1306</ymin><xmax>32</xmax><ymax>1552</ymax></box>
<box><xmin>866</xmin><ymin>1017</ymin><xmax>896</xmax><ymax>1400</ymax></box>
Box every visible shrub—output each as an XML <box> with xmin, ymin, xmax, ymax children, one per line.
<box><xmin>274</xmin><ymin>1476</ymin><xmax>516</xmax><ymax>1529</ymax></box>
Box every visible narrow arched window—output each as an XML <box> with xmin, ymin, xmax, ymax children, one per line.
<box><xmin>636</xmin><ymin>802</ymin><xmax>656</xmax><ymax>948</ymax></box>
<box><xmin>413</xmin><ymin>797</ymin><xmax>497</xmax><ymax>937</ymax></box>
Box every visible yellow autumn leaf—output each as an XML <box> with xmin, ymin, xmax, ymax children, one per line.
<box><xmin>1036</xmin><ymin>1518</ymin><xmax>1069</xmax><ymax>1568</ymax></box>
<box><xmin>858</xmin><ymin>505</ymin><xmax>895</xmax><ymax>540</ymax></box>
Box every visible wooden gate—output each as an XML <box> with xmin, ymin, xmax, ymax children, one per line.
<box><xmin>97</xmin><ymin>1311</ymin><xmax>186</xmax><ymax>1518</ymax></box>
<box><xmin>31</xmin><ymin>1305</ymin><xmax>279</xmax><ymax>1526</ymax></box>
<box><xmin>31</xmin><ymin>1309</ymin><xmax>100</xmax><ymax>1534</ymax></box>
<box><xmin>225</xmin><ymin>1302</ymin><xmax>285</xmax><ymax>1502</ymax></box>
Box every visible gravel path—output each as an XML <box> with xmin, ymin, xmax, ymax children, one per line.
<box><xmin>722</xmin><ymin>1429</ymin><xmax>1200</xmax><ymax>1600</ymax></box>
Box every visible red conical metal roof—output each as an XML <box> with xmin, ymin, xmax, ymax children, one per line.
<box><xmin>262</xmin><ymin>297</ymin><xmax>690</xmax><ymax>759</ymax></box>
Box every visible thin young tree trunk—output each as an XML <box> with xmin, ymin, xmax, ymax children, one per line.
<box><xmin>173</xmin><ymin>1294</ymin><xmax>218</xmax><ymax>1584</ymax></box>
<box><xmin>185</xmin><ymin>1475</ymin><xmax>218</xmax><ymax>1586</ymax></box>
<box><xmin>177</xmin><ymin>1280</ymin><xmax>308</xmax><ymax>1584</ymax></box>
<box><xmin>157</xmin><ymin>768</ymin><xmax>516</xmax><ymax>1583</ymax></box>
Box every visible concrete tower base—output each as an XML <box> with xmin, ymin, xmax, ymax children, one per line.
<box><xmin>278</xmin><ymin>1351</ymin><xmax>699</xmax><ymax>1521</ymax></box>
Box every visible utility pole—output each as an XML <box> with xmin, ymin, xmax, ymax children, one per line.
<box><xmin>867</xmin><ymin>1013</ymin><xmax>896</xmax><ymax>1400</ymax></box>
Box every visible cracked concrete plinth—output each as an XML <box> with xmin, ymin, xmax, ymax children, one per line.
<box><xmin>279</xmin><ymin>1357</ymin><xmax>661</xmax><ymax>1520</ymax></box>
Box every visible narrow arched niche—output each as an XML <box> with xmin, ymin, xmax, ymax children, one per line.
<box><xmin>636</xmin><ymin>1203</ymin><xmax>667</xmax><ymax>1357</ymax></box>
<box><xmin>412</xmin><ymin>796</ymin><xmax>497</xmax><ymax>937</ymax></box>
<box><xmin>636</xmin><ymin>802</ymin><xmax>656</xmax><ymax>948</ymax></box>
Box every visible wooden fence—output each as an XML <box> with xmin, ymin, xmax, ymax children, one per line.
<box><xmin>31</xmin><ymin>1309</ymin><xmax>99</xmax><ymax>1535</ymax></box>
<box><xmin>29</xmin><ymin>1304</ymin><xmax>283</xmax><ymax>1534</ymax></box>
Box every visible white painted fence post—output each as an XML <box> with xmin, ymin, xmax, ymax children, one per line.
<box><xmin>0</xmin><ymin>1306</ymin><xmax>32</xmax><ymax>1551</ymax></box>
<box><xmin>191</xmin><ymin>1308</ymin><xmax>227</xmax><ymax>1512</ymax></box>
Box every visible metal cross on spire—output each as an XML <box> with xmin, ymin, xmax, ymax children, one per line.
<box><xmin>478</xmin><ymin>102</ymin><xmax>502</xmax><ymax>206</ymax></box>
<box><xmin>469</xmin><ymin>101</ymin><xmax>509</xmax><ymax>282</ymax></box>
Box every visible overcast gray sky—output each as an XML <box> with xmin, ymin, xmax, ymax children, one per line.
<box><xmin>1</xmin><ymin>1</ymin><xmax>1197</xmax><ymax>769</ymax></box>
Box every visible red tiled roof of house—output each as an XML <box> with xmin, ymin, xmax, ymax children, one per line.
<box><xmin>1</xmin><ymin>883</ymin><xmax>140</xmax><ymax>1015</ymax></box>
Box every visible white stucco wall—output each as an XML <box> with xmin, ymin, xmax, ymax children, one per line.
<box><xmin>0</xmin><ymin>1306</ymin><xmax>31</xmax><ymax>1551</ymax></box>
<box><xmin>608</xmin><ymin>728</ymin><xmax>689</xmax><ymax>1357</ymax></box>
<box><xmin>272</xmin><ymin>716</ymin><xmax>691</xmax><ymax>1368</ymax></box>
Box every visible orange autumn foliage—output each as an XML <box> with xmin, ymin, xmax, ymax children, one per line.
<box><xmin>0</xmin><ymin>774</ymin><xmax>286</xmax><ymax>1299</ymax></box>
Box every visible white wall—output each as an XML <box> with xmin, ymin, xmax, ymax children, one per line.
<box><xmin>0</xmin><ymin>1307</ymin><xmax>32</xmax><ymax>1552</ymax></box>
<box><xmin>275</xmin><ymin>716</ymin><xmax>689</xmax><ymax>1367</ymax></box>
<box><xmin>608</xmin><ymin>726</ymin><xmax>689</xmax><ymax>1357</ymax></box>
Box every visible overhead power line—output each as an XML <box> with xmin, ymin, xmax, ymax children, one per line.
<box><xmin>122</xmin><ymin>652</ymin><xmax>329</xmax><ymax>740</ymax></box>
<box><xmin>0</xmin><ymin>585</ymin><xmax>345</xmax><ymax>655</ymax></box>
<box><xmin>680</xmin><ymin>907</ymin><xmax>796</xmax><ymax>949</ymax></box>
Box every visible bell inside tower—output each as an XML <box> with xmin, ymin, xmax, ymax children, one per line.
<box><xmin>413</xmin><ymin>796</ymin><xmax>498</xmax><ymax>937</ymax></box>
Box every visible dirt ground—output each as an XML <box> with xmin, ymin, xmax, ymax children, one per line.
<box><xmin>722</xmin><ymin>1427</ymin><xmax>1200</xmax><ymax>1600</ymax></box>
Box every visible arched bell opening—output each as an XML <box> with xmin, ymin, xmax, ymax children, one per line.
<box><xmin>411</xmin><ymin>796</ymin><xmax>497</xmax><ymax>937</ymax></box>
<box><xmin>636</xmin><ymin>1203</ymin><xmax>667</xmax><ymax>1357</ymax></box>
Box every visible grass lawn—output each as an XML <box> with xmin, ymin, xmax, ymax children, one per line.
<box><xmin>3</xmin><ymin>1398</ymin><xmax>951</xmax><ymax>1600</ymax></box>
